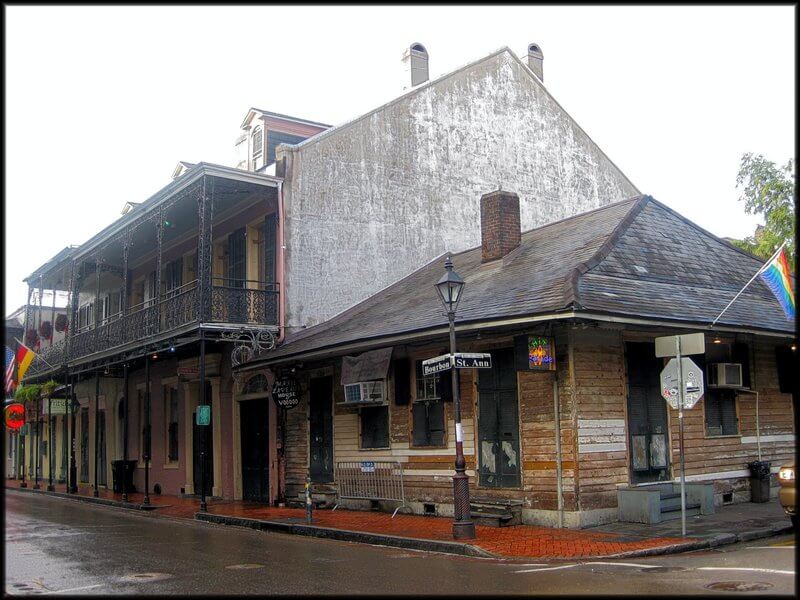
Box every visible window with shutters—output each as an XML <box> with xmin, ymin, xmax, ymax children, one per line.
<box><xmin>227</xmin><ymin>228</ymin><xmax>247</xmax><ymax>288</ymax></box>
<box><xmin>704</xmin><ymin>389</ymin><xmax>738</xmax><ymax>436</ymax></box>
<box><xmin>359</xmin><ymin>405</ymin><xmax>389</xmax><ymax>449</ymax></box>
<box><xmin>252</xmin><ymin>127</ymin><xmax>263</xmax><ymax>159</ymax></box>
<box><xmin>164</xmin><ymin>258</ymin><xmax>183</xmax><ymax>296</ymax></box>
<box><xmin>411</xmin><ymin>359</ymin><xmax>447</xmax><ymax>447</ymax></box>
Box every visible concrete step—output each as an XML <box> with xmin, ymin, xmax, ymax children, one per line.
<box><xmin>660</xmin><ymin>503</ymin><xmax>701</xmax><ymax>520</ymax></box>
<box><xmin>470</xmin><ymin>512</ymin><xmax>514</xmax><ymax>528</ymax></box>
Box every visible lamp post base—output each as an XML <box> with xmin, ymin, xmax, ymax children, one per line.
<box><xmin>20</xmin><ymin>482</ymin><xmax>27</xmax><ymax>488</ymax></box>
<box><xmin>452</xmin><ymin>520</ymin><xmax>476</xmax><ymax>540</ymax></box>
<box><xmin>33</xmin><ymin>483</ymin><xmax>40</xmax><ymax>490</ymax></box>
<box><xmin>46</xmin><ymin>484</ymin><xmax>55</xmax><ymax>492</ymax></box>
<box><xmin>93</xmin><ymin>489</ymin><xmax>99</xmax><ymax>497</ymax></box>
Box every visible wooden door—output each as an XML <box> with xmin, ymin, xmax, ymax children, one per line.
<box><xmin>309</xmin><ymin>376</ymin><xmax>333</xmax><ymax>483</ymax></box>
<box><xmin>625</xmin><ymin>342</ymin><xmax>670</xmax><ymax>484</ymax></box>
<box><xmin>80</xmin><ymin>408</ymin><xmax>89</xmax><ymax>483</ymax></box>
<box><xmin>477</xmin><ymin>348</ymin><xmax>521</xmax><ymax>488</ymax></box>
<box><xmin>240</xmin><ymin>399</ymin><xmax>269</xmax><ymax>503</ymax></box>
<box><xmin>98</xmin><ymin>411</ymin><xmax>107</xmax><ymax>486</ymax></box>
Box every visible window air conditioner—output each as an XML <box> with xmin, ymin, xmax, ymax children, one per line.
<box><xmin>343</xmin><ymin>381</ymin><xmax>387</xmax><ymax>405</ymax></box>
<box><xmin>707</xmin><ymin>363</ymin><xmax>743</xmax><ymax>388</ymax></box>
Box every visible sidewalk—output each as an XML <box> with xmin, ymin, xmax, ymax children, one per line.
<box><xmin>5</xmin><ymin>478</ymin><xmax>792</xmax><ymax>560</ymax></box>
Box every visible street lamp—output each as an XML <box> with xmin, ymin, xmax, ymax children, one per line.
<box><xmin>435</xmin><ymin>257</ymin><xmax>475</xmax><ymax>540</ymax></box>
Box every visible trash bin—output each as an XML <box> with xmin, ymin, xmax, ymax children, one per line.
<box><xmin>748</xmin><ymin>460</ymin><xmax>771</xmax><ymax>503</ymax></box>
<box><xmin>111</xmin><ymin>459</ymin><xmax>137</xmax><ymax>493</ymax></box>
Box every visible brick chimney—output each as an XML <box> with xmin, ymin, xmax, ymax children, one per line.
<box><xmin>480</xmin><ymin>190</ymin><xmax>521</xmax><ymax>263</ymax></box>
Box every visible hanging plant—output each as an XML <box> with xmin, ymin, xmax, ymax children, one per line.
<box><xmin>24</xmin><ymin>328</ymin><xmax>40</xmax><ymax>349</ymax></box>
<box><xmin>55</xmin><ymin>313</ymin><xmax>68</xmax><ymax>333</ymax></box>
<box><xmin>14</xmin><ymin>383</ymin><xmax>43</xmax><ymax>404</ymax></box>
<box><xmin>41</xmin><ymin>380</ymin><xmax>59</xmax><ymax>397</ymax></box>
<box><xmin>39</xmin><ymin>320</ymin><xmax>53</xmax><ymax>341</ymax></box>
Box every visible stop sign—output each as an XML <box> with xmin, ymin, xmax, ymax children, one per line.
<box><xmin>660</xmin><ymin>357</ymin><xmax>705</xmax><ymax>410</ymax></box>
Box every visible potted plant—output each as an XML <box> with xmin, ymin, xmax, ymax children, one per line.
<box><xmin>55</xmin><ymin>314</ymin><xmax>68</xmax><ymax>333</ymax></box>
<box><xmin>39</xmin><ymin>321</ymin><xmax>53</xmax><ymax>341</ymax></box>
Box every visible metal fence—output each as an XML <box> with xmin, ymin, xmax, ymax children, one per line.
<box><xmin>333</xmin><ymin>460</ymin><xmax>406</xmax><ymax>518</ymax></box>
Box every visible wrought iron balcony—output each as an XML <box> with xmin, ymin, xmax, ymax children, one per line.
<box><xmin>23</xmin><ymin>338</ymin><xmax>67</xmax><ymax>378</ymax></box>
<box><xmin>64</xmin><ymin>279</ymin><xmax>278</xmax><ymax>366</ymax></box>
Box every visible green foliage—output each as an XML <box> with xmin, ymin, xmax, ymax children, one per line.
<box><xmin>732</xmin><ymin>153</ymin><xmax>795</xmax><ymax>270</ymax></box>
<box><xmin>14</xmin><ymin>384</ymin><xmax>42</xmax><ymax>403</ymax></box>
<box><xmin>41</xmin><ymin>380</ymin><xmax>59</xmax><ymax>397</ymax></box>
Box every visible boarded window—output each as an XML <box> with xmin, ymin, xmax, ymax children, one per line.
<box><xmin>252</xmin><ymin>127</ymin><xmax>263</xmax><ymax>158</ymax></box>
<box><xmin>412</xmin><ymin>400</ymin><xmax>446</xmax><ymax>446</ymax></box>
<box><xmin>704</xmin><ymin>389</ymin><xmax>738</xmax><ymax>436</ymax></box>
<box><xmin>393</xmin><ymin>358</ymin><xmax>410</xmax><ymax>406</ymax></box>
<box><xmin>360</xmin><ymin>406</ymin><xmax>389</xmax><ymax>449</ymax></box>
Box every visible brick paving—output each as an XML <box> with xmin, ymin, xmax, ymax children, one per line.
<box><xmin>5</xmin><ymin>478</ymin><xmax>691</xmax><ymax>559</ymax></box>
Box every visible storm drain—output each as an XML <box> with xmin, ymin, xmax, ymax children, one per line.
<box><xmin>120</xmin><ymin>573</ymin><xmax>173</xmax><ymax>583</ymax></box>
<box><xmin>705</xmin><ymin>581</ymin><xmax>773</xmax><ymax>592</ymax></box>
<box><xmin>225</xmin><ymin>564</ymin><xmax>265</xmax><ymax>570</ymax></box>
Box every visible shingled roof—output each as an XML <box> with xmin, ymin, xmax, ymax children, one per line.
<box><xmin>249</xmin><ymin>195</ymin><xmax>793</xmax><ymax>365</ymax></box>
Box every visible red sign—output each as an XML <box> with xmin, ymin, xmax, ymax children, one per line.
<box><xmin>4</xmin><ymin>402</ymin><xmax>25</xmax><ymax>431</ymax></box>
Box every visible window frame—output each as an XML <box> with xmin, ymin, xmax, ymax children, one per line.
<box><xmin>358</xmin><ymin>404</ymin><xmax>390</xmax><ymax>450</ymax></box>
<box><xmin>703</xmin><ymin>388</ymin><xmax>740</xmax><ymax>437</ymax></box>
<box><xmin>163</xmin><ymin>383</ymin><xmax>180</xmax><ymax>466</ymax></box>
<box><xmin>410</xmin><ymin>358</ymin><xmax>448</xmax><ymax>448</ymax></box>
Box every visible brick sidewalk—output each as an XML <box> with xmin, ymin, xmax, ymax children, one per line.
<box><xmin>5</xmin><ymin>478</ymin><xmax>690</xmax><ymax>559</ymax></box>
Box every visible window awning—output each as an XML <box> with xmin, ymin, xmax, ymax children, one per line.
<box><xmin>340</xmin><ymin>347</ymin><xmax>393</xmax><ymax>385</ymax></box>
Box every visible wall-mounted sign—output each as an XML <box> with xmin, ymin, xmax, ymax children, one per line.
<box><xmin>272</xmin><ymin>376</ymin><xmax>300</xmax><ymax>409</ymax></box>
<box><xmin>360</xmin><ymin>461</ymin><xmax>376</xmax><ymax>473</ymax></box>
<box><xmin>4</xmin><ymin>402</ymin><xmax>25</xmax><ymax>431</ymax></box>
<box><xmin>453</xmin><ymin>353</ymin><xmax>492</xmax><ymax>369</ymax></box>
<box><xmin>422</xmin><ymin>354</ymin><xmax>452</xmax><ymax>376</ymax></box>
<box><xmin>196</xmin><ymin>404</ymin><xmax>211</xmax><ymax>426</ymax></box>
<box><xmin>518</xmin><ymin>336</ymin><xmax>556</xmax><ymax>371</ymax></box>
<box><xmin>41</xmin><ymin>398</ymin><xmax>68</xmax><ymax>416</ymax></box>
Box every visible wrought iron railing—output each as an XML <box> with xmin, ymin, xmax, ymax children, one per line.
<box><xmin>23</xmin><ymin>338</ymin><xmax>67</xmax><ymax>377</ymax></box>
<box><xmin>62</xmin><ymin>279</ymin><xmax>278</xmax><ymax>365</ymax></box>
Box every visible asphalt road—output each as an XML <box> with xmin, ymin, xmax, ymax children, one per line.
<box><xmin>4</xmin><ymin>489</ymin><xmax>796</xmax><ymax>595</ymax></box>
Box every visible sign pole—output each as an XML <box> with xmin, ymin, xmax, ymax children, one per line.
<box><xmin>675</xmin><ymin>336</ymin><xmax>686</xmax><ymax>537</ymax></box>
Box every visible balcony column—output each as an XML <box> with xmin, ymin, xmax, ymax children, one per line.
<box><xmin>50</xmin><ymin>277</ymin><xmax>57</xmax><ymax>348</ymax></box>
<box><xmin>68</xmin><ymin>375</ymin><xmax>77</xmax><ymax>493</ymax></box>
<box><xmin>121</xmin><ymin>233</ymin><xmax>131</xmax><ymax>314</ymax></box>
<box><xmin>196</xmin><ymin>176</ymin><xmax>213</xmax><ymax>323</ymax></box>
<box><xmin>66</xmin><ymin>261</ymin><xmax>81</xmax><ymax>361</ymax></box>
<box><xmin>155</xmin><ymin>208</ymin><xmax>164</xmax><ymax>332</ymax></box>
<box><xmin>121</xmin><ymin>362</ymin><xmax>129</xmax><ymax>502</ymax></box>
<box><xmin>143</xmin><ymin>355</ymin><xmax>151</xmax><ymax>506</ymax></box>
<box><xmin>93</xmin><ymin>372</ymin><xmax>100</xmax><ymax>497</ymax></box>
<box><xmin>38</xmin><ymin>274</ymin><xmax>44</xmax><ymax>346</ymax></box>
<box><xmin>94</xmin><ymin>257</ymin><xmax>101</xmax><ymax>329</ymax></box>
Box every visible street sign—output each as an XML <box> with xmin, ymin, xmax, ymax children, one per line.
<box><xmin>272</xmin><ymin>376</ymin><xmax>300</xmax><ymax>409</ymax></box>
<box><xmin>422</xmin><ymin>354</ymin><xmax>452</xmax><ymax>376</ymax></box>
<box><xmin>660</xmin><ymin>357</ymin><xmax>705</xmax><ymax>409</ymax></box>
<box><xmin>196</xmin><ymin>404</ymin><xmax>211</xmax><ymax>426</ymax></box>
<box><xmin>360</xmin><ymin>461</ymin><xmax>375</xmax><ymax>473</ymax></box>
<box><xmin>452</xmin><ymin>353</ymin><xmax>492</xmax><ymax>369</ymax></box>
<box><xmin>655</xmin><ymin>333</ymin><xmax>705</xmax><ymax>358</ymax></box>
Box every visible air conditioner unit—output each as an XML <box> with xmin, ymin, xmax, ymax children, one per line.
<box><xmin>708</xmin><ymin>363</ymin><xmax>743</xmax><ymax>388</ymax></box>
<box><xmin>343</xmin><ymin>381</ymin><xmax>387</xmax><ymax>405</ymax></box>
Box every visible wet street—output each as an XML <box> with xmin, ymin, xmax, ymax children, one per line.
<box><xmin>4</xmin><ymin>489</ymin><xmax>796</xmax><ymax>595</ymax></box>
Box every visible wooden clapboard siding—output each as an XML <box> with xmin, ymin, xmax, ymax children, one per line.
<box><xmin>571</xmin><ymin>328</ymin><xmax>629</xmax><ymax>509</ymax></box>
<box><xmin>666</xmin><ymin>337</ymin><xmax>795</xmax><ymax>479</ymax></box>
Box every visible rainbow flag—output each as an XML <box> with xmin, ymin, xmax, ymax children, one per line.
<box><xmin>759</xmin><ymin>246</ymin><xmax>795</xmax><ymax>320</ymax></box>
<box><xmin>15</xmin><ymin>342</ymin><xmax>36</xmax><ymax>382</ymax></box>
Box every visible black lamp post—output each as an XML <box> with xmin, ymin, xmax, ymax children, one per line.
<box><xmin>435</xmin><ymin>256</ymin><xmax>475</xmax><ymax>540</ymax></box>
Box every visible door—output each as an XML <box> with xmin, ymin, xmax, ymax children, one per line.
<box><xmin>625</xmin><ymin>342</ymin><xmax>670</xmax><ymax>484</ymax></box>
<box><xmin>309</xmin><ymin>376</ymin><xmax>333</xmax><ymax>483</ymax></box>
<box><xmin>80</xmin><ymin>408</ymin><xmax>89</xmax><ymax>483</ymax></box>
<box><xmin>98</xmin><ymin>411</ymin><xmax>107</xmax><ymax>486</ymax></box>
<box><xmin>240</xmin><ymin>399</ymin><xmax>269</xmax><ymax>502</ymax></box>
<box><xmin>192</xmin><ymin>381</ymin><xmax>213</xmax><ymax>496</ymax></box>
<box><xmin>227</xmin><ymin>228</ymin><xmax>248</xmax><ymax>322</ymax></box>
<box><xmin>60</xmin><ymin>415</ymin><xmax>68</xmax><ymax>481</ymax></box>
<box><xmin>477</xmin><ymin>348</ymin><xmax>521</xmax><ymax>488</ymax></box>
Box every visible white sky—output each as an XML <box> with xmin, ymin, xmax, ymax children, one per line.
<box><xmin>5</xmin><ymin>5</ymin><xmax>795</xmax><ymax>312</ymax></box>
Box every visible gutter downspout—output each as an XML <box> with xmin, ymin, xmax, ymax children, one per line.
<box><xmin>277</xmin><ymin>180</ymin><xmax>286</xmax><ymax>346</ymax></box>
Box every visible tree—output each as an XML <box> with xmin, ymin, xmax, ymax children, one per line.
<box><xmin>729</xmin><ymin>153</ymin><xmax>795</xmax><ymax>270</ymax></box>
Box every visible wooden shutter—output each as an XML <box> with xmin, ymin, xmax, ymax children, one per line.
<box><xmin>775</xmin><ymin>345</ymin><xmax>797</xmax><ymax>394</ymax></box>
<box><xmin>227</xmin><ymin>228</ymin><xmax>246</xmax><ymax>287</ymax></box>
<box><xmin>393</xmin><ymin>358</ymin><xmax>410</xmax><ymax>405</ymax></box>
<box><xmin>361</xmin><ymin>406</ymin><xmax>389</xmax><ymax>448</ymax></box>
<box><xmin>720</xmin><ymin>390</ymin><xmax>738</xmax><ymax>435</ymax></box>
<box><xmin>428</xmin><ymin>401</ymin><xmax>445</xmax><ymax>445</ymax></box>
<box><xmin>263</xmin><ymin>214</ymin><xmax>277</xmax><ymax>283</ymax></box>
<box><xmin>514</xmin><ymin>335</ymin><xmax>530</xmax><ymax>371</ymax></box>
<box><xmin>411</xmin><ymin>402</ymin><xmax>429</xmax><ymax>446</ymax></box>
<box><xmin>439</xmin><ymin>370</ymin><xmax>453</xmax><ymax>402</ymax></box>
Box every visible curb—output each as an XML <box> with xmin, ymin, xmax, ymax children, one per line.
<box><xmin>194</xmin><ymin>512</ymin><xmax>496</xmax><ymax>558</ymax></box>
<box><xmin>8</xmin><ymin>485</ymin><xmax>792</xmax><ymax>561</ymax></box>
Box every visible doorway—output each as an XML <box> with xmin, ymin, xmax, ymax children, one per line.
<box><xmin>625</xmin><ymin>342</ymin><xmax>670</xmax><ymax>484</ymax></box>
<box><xmin>192</xmin><ymin>380</ymin><xmax>213</xmax><ymax>496</ymax></box>
<box><xmin>80</xmin><ymin>408</ymin><xmax>89</xmax><ymax>483</ymax></box>
<box><xmin>98</xmin><ymin>410</ymin><xmax>107</xmax><ymax>486</ymax></box>
<box><xmin>309</xmin><ymin>376</ymin><xmax>333</xmax><ymax>483</ymax></box>
<box><xmin>477</xmin><ymin>348</ymin><xmax>521</xmax><ymax>488</ymax></box>
<box><xmin>240</xmin><ymin>399</ymin><xmax>269</xmax><ymax>502</ymax></box>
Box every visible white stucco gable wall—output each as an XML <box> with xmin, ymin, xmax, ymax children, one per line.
<box><xmin>280</xmin><ymin>48</ymin><xmax>639</xmax><ymax>328</ymax></box>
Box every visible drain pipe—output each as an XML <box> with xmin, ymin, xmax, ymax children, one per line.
<box><xmin>553</xmin><ymin>374</ymin><xmax>564</xmax><ymax>528</ymax></box>
<box><xmin>276</xmin><ymin>180</ymin><xmax>286</xmax><ymax>346</ymax></box>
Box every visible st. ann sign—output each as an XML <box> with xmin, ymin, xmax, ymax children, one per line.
<box><xmin>421</xmin><ymin>353</ymin><xmax>492</xmax><ymax>376</ymax></box>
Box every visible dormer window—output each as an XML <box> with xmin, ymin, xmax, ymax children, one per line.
<box><xmin>252</xmin><ymin>126</ymin><xmax>263</xmax><ymax>161</ymax></box>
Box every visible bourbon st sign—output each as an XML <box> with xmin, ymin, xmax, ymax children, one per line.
<box><xmin>421</xmin><ymin>353</ymin><xmax>492</xmax><ymax>376</ymax></box>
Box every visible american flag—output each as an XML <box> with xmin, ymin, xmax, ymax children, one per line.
<box><xmin>5</xmin><ymin>345</ymin><xmax>16</xmax><ymax>395</ymax></box>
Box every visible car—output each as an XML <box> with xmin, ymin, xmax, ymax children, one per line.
<box><xmin>778</xmin><ymin>461</ymin><xmax>796</xmax><ymax>528</ymax></box>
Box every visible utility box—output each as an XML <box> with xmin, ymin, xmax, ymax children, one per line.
<box><xmin>748</xmin><ymin>461</ymin><xmax>771</xmax><ymax>503</ymax></box>
<box><xmin>111</xmin><ymin>459</ymin><xmax>137</xmax><ymax>494</ymax></box>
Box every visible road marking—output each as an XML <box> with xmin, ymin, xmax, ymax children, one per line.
<box><xmin>514</xmin><ymin>564</ymin><xmax>578</xmax><ymax>573</ymax></box>
<box><xmin>46</xmin><ymin>584</ymin><xmax>104</xmax><ymax>594</ymax></box>
<box><xmin>696</xmin><ymin>567</ymin><xmax>795</xmax><ymax>576</ymax></box>
<box><xmin>748</xmin><ymin>546</ymin><xmax>795</xmax><ymax>549</ymax></box>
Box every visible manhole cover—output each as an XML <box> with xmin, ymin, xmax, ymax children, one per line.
<box><xmin>225</xmin><ymin>564</ymin><xmax>264</xmax><ymax>570</ymax></box>
<box><xmin>706</xmin><ymin>581</ymin><xmax>774</xmax><ymax>592</ymax></box>
<box><xmin>642</xmin><ymin>566</ymin><xmax>688</xmax><ymax>573</ymax></box>
<box><xmin>120</xmin><ymin>573</ymin><xmax>173</xmax><ymax>583</ymax></box>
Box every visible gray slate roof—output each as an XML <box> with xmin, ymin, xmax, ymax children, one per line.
<box><xmin>257</xmin><ymin>195</ymin><xmax>793</xmax><ymax>363</ymax></box>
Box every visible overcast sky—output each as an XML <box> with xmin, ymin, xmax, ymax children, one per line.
<box><xmin>4</xmin><ymin>5</ymin><xmax>795</xmax><ymax>312</ymax></box>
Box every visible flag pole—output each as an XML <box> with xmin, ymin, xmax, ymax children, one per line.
<box><xmin>710</xmin><ymin>242</ymin><xmax>786</xmax><ymax>327</ymax></box>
